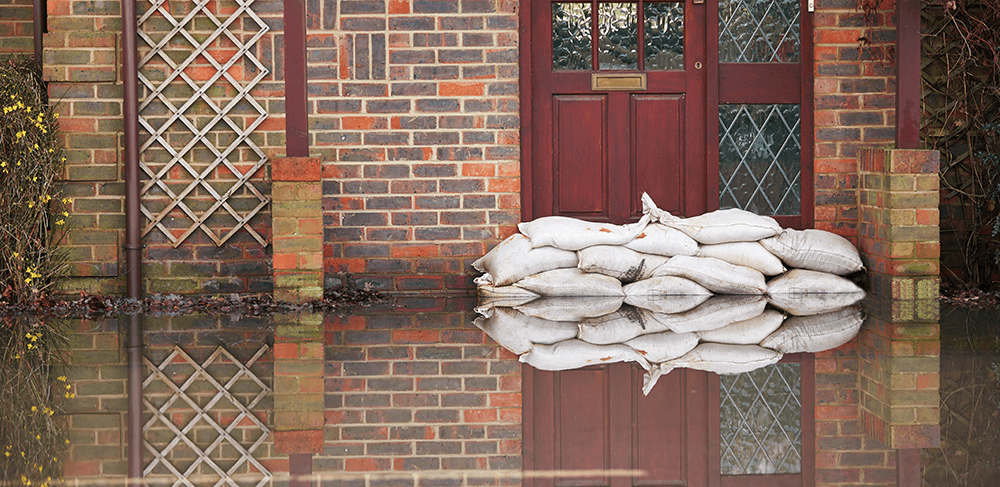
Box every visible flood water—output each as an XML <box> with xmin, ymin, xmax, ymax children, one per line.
<box><xmin>2</xmin><ymin>295</ymin><xmax>997</xmax><ymax>487</ymax></box>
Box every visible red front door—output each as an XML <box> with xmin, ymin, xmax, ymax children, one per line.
<box><xmin>523</xmin><ymin>364</ymin><xmax>716</xmax><ymax>487</ymax></box>
<box><xmin>528</xmin><ymin>0</ymin><xmax>708</xmax><ymax>223</ymax></box>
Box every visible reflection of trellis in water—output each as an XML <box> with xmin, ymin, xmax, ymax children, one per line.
<box><xmin>137</xmin><ymin>0</ymin><xmax>270</xmax><ymax>247</ymax></box>
<box><xmin>143</xmin><ymin>345</ymin><xmax>272</xmax><ymax>487</ymax></box>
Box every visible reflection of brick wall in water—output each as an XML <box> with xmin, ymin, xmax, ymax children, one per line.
<box><xmin>59</xmin><ymin>315</ymin><xmax>283</xmax><ymax>485</ymax></box>
<box><xmin>319</xmin><ymin>300</ymin><xmax>523</xmax><ymax>484</ymax></box>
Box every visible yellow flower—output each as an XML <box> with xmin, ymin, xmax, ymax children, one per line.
<box><xmin>57</xmin><ymin>376</ymin><xmax>66</xmax><ymax>381</ymax></box>
<box><xmin>31</xmin><ymin>406</ymin><xmax>37</xmax><ymax>412</ymax></box>
<box><xmin>55</xmin><ymin>219</ymin><xmax>65</xmax><ymax>225</ymax></box>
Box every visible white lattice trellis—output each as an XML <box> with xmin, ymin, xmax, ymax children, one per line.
<box><xmin>137</xmin><ymin>0</ymin><xmax>270</xmax><ymax>247</ymax></box>
<box><xmin>143</xmin><ymin>345</ymin><xmax>272</xmax><ymax>487</ymax></box>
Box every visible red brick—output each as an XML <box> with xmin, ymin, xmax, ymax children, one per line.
<box><xmin>464</xmin><ymin>408</ymin><xmax>498</xmax><ymax>422</ymax></box>
<box><xmin>275</xmin><ymin>430</ymin><xmax>324</xmax><ymax>454</ymax></box>
<box><xmin>273</xmin><ymin>157</ymin><xmax>322</xmax><ymax>181</ymax></box>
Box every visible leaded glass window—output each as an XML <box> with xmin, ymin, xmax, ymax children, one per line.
<box><xmin>719</xmin><ymin>0</ymin><xmax>800</xmax><ymax>63</ymax></box>
<box><xmin>720</xmin><ymin>363</ymin><xmax>802</xmax><ymax>475</ymax></box>
<box><xmin>719</xmin><ymin>104</ymin><xmax>801</xmax><ymax>215</ymax></box>
<box><xmin>553</xmin><ymin>3</ymin><xmax>593</xmax><ymax>70</ymax></box>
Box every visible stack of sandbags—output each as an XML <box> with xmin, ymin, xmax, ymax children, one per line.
<box><xmin>473</xmin><ymin>294</ymin><xmax>864</xmax><ymax>396</ymax></box>
<box><xmin>474</xmin><ymin>193</ymin><xmax>865</xmax><ymax>300</ymax></box>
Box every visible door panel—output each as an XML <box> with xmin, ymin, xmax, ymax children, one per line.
<box><xmin>554</xmin><ymin>367</ymin><xmax>610</xmax><ymax>485</ymax></box>
<box><xmin>554</xmin><ymin>95</ymin><xmax>609</xmax><ymax>217</ymax></box>
<box><xmin>631</xmin><ymin>94</ymin><xmax>684</xmax><ymax>217</ymax></box>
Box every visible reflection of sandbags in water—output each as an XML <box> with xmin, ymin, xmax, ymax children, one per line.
<box><xmin>655</xmin><ymin>255</ymin><xmax>767</xmax><ymax>295</ymax></box>
<box><xmin>515</xmin><ymin>268</ymin><xmax>625</xmax><ymax>297</ymax></box>
<box><xmin>624</xmin><ymin>223</ymin><xmax>699</xmax><ymax>257</ymax></box>
<box><xmin>577</xmin><ymin>305</ymin><xmax>655</xmax><ymax>345</ymax></box>
<box><xmin>658</xmin><ymin>208</ymin><xmax>782</xmax><ymax>245</ymax></box>
<box><xmin>760</xmin><ymin>307</ymin><xmax>864</xmax><ymax>353</ymax></box>
<box><xmin>625</xmin><ymin>331</ymin><xmax>700</xmax><ymax>363</ymax></box>
<box><xmin>696</xmin><ymin>309</ymin><xmax>786</xmax><ymax>345</ymax></box>
<box><xmin>624</xmin><ymin>293</ymin><xmax>711</xmax><ymax>315</ymax></box>
<box><xmin>643</xmin><ymin>343</ymin><xmax>782</xmax><ymax>394</ymax></box>
<box><xmin>623</xmin><ymin>275</ymin><xmax>711</xmax><ymax>296</ymax></box>
<box><xmin>645</xmin><ymin>295</ymin><xmax>767</xmax><ymax>334</ymax></box>
<box><xmin>518</xmin><ymin>215</ymin><xmax>650</xmax><ymax>251</ymax></box>
<box><xmin>759</xmin><ymin>229</ymin><xmax>864</xmax><ymax>275</ymax></box>
<box><xmin>473</xmin><ymin>307</ymin><xmax>579</xmax><ymax>355</ymax></box>
<box><xmin>698</xmin><ymin>241</ymin><xmax>786</xmax><ymax>276</ymax></box>
<box><xmin>476</xmin><ymin>284</ymin><xmax>540</xmax><ymax>308</ymax></box>
<box><xmin>767</xmin><ymin>291</ymin><xmax>865</xmax><ymax>317</ymax></box>
<box><xmin>520</xmin><ymin>339</ymin><xmax>651</xmax><ymax>371</ymax></box>
<box><xmin>767</xmin><ymin>269</ymin><xmax>864</xmax><ymax>294</ymax></box>
<box><xmin>577</xmin><ymin>246</ymin><xmax>671</xmax><ymax>283</ymax></box>
<box><xmin>472</xmin><ymin>233</ymin><xmax>579</xmax><ymax>286</ymax></box>
<box><xmin>515</xmin><ymin>296</ymin><xmax>624</xmax><ymax>322</ymax></box>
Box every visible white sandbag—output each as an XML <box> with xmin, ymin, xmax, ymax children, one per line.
<box><xmin>767</xmin><ymin>269</ymin><xmax>864</xmax><ymax>294</ymax></box>
<box><xmin>472</xmin><ymin>233</ymin><xmax>579</xmax><ymax>286</ymax></box>
<box><xmin>760</xmin><ymin>307</ymin><xmax>864</xmax><ymax>353</ymax></box>
<box><xmin>515</xmin><ymin>296</ymin><xmax>623</xmax><ymax>322</ymax></box>
<box><xmin>520</xmin><ymin>339</ymin><xmax>651</xmax><ymax>371</ymax></box>
<box><xmin>659</xmin><ymin>209</ymin><xmax>782</xmax><ymax>245</ymax></box>
<box><xmin>696</xmin><ymin>309</ymin><xmax>786</xmax><ymax>345</ymax></box>
<box><xmin>654</xmin><ymin>255</ymin><xmax>767</xmax><ymax>295</ymax></box>
<box><xmin>624</xmin><ymin>223</ymin><xmax>699</xmax><ymax>257</ymax></box>
<box><xmin>577</xmin><ymin>305</ymin><xmax>655</xmax><ymax>345</ymax></box>
<box><xmin>645</xmin><ymin>295</ymin><xmax>767</xmax><ymax>334</ymax></box>
<box><xmin>624</xmin><ymin>293</ymin><xmax>711</xmax><ymax>315</ymax></box>
<box><xmin>768</xmin><ymin>291</ymin><xmax>866</xmax><ymax>316</ymax></box>
<box><xmin>698</xmin><ymin>241</ymin><xmax>786</xmax><ymax>276</ymax></box>
<box><xmin>643</xmin><ymin>343</ymin><xmax>782</xmax><ymax>394</ymax></box>
<box><xmin>577</xmin><ymin>246</ymin><xmax>671</xmax><ymax>283</ymax></box>
<box><xmin>473</xmin><ymin>307</ymin><xmax>579</xmax><ymax>355</ymax></box>
<box><xmin>622</xmin><ymin>276</ymin><xmax>712</xmax><ymax>296</ymax></box>
<box><xmin>514</xmin><ymin>268</ymin><xmax>626</xmax><ymax>297</ymax></box>
<box><xmin>759</xmin><ymin>229</ymin><xmax>864</xmax><ymax>275</ymax></box>
<box><xmin>624</xmin><ymin>331</ymin><xmax>700</xmax><ymax>363</ymax></box>
<box><xmin>517</xmin><ymin>215</ymin><xmax>650</xmax><ymax>251</ymax></box>
<box><xmin>476</xmin><ymin>284</ymin><xmax>540</xmax><ymax>308</ymax></box>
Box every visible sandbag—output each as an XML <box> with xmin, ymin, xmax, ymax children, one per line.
<box><xmin>767</xmin><ymin>269</ymin><xmax>864</xmax><ymax>294</ymax></box>
<box><xmin>476</xmin><ymin>284</ymin><xmax>540</xmax><ymax>309</ymax></box>
<box><xmin>646</xmin><ymin>295</ymin><xmax>767</xmax><ymax>334</ymax></box>
<box><xmin>698</xmin><ymin>241</ymin><xmax>786</xmax><ymax>276</ymax></box>
<box><xmin>759</xmin><ymin>229</ymin><xmax>864</xmax><ymax>275</ymax></box>
<box><xmin>622</xmin><ymin>276</ymin><xmax>712</xmax><ymax>296</ymax></box>
<box><xmin>760</xmin><ymin>307</ymin><xmax>864</xmax><ymax>353</ymax></box>
<box><xmin>577</xmin><ymin>246</ymin><xmax>671</xmax><ymax>283</ymax></box>
<box><xmin>696</xmin><ymin>309</ymin><xmax>786</xmax><ymax>345</ymax></box>
<box><xmin>577</xmin><ymin>305</ymin><xmax>655</xmax><ymax>345</ymax></box>
<box><xmin>624</xmin><ymin>331</ymin><xmax>700</xmax><ymax>363</ymax></box>
<box><xmin>514</xmin><ymin>268</ymin><xmax>626</xmax><ymax>297</ymax></box>
<box><xmin>624</xmin><ymin>293</ymin><xmax>711</xmax><ymax>315</ymax></box>
<box><xmin>624</xmin><ymin>223</ymin><xmax>699</xmax><ymax>257</ymax></box>
<box><xmin>472</xmin><ymin>233</ymin><xmax>579</xmax><ymax>286</ymax></box>
<box><xmin>518</xmin><ymin>215</ymin><xmax>650</xmax><ymax>251</ymax></box>
<box><xmin>643</xmin><ymin>343</ymin><xmax>782</xmax><ymax>394</ymax></box>
<box><xmin>515</xmin><ymin>296</ymin><xmax>623</xmax><ymax>322</ymax></box>
<box><xmin>768</xmin><ymin>291</ymin><xmax>866</xmax><ymax>316</ymax></box>
<box><xmin>473</xmin><ymin>307</ymin><xmax>580</xmax><ymax>355</ymax></box>
<box><xmin>659</xmin><ymin>209</ymin><xmax>782</xmax><ymax>245</ymax></box>
<box><xmin>520</xmin><ymin>339</ymin><xmax>651</xmax><ymax>371</ymax></box>
<box><xmin>654</xmin><ymin>255</ymin><xmax>767</xmax><ymax>295</ymax></box>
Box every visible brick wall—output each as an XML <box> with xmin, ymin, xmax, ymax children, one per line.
<box><xmin>0</xmin><ymin>0</ymin><xmax>33</xmax><ymax>56</ymax></box>
<box><xmin>313</xmin><ymin>0</ymin><xmax>522</xmax><ymax>293</ymax></box>
<box><xmin>812</xmin><ymin>0</ymin><xmax>897</xmax><ymax>240</ymax></box>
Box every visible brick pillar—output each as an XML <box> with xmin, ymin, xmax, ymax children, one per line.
<box><xmin>273</xmin><ymin>313</ymin><xmax>325</xmax><ymax>454</ymax></box>
<box><xmin>858</xmin><ymin>297</ymin><xmax>940</xmax><ymax>449</ymax></box>
<box><xmin>272</xmin><ymin>157</ymin><xmax>324</xmax><ymax>303</ymax></box>
<box><xmin>858</xmin><ymin>148</ymin><xmax>941</xmax><ymax>300</ymax></box>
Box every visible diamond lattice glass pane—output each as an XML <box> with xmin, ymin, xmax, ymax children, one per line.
<box><xmin>719</xmin><ymin>0</ymin><xmax>800</xmax><ymax>62</ymax></box>
<box><xmin>720</xmin><ymin>363</ymin><xmax>802</xmax><ymax>475</ymax></box>
<box><xmin>553</xmin><ymin>3</ymin><xmax>593</xmax><ymax>70</ymax></box>
<box><xmin>719</xmin><ymin>104</ymin><xmax>801</xmax><ymax>215</ymax></box>
<box><xmin>644</xmin><ymin>2</ymin><xmax>684</xmax><ymax>70</ymax></box>
<box><xmin>599</xmin><ymin>3</ymin><xmax>638</xmax><ymax>70</ymax></box>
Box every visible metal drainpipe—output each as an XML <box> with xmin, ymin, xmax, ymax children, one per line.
<box><xmin>121</xmin><ymin>0</ymin><xmax>143</xmax><ymax>483</ymax></box>
<box><xmin>33</xmin><ymin>0</ymin><xmax>44</xmax><ymax>64</ymax></box>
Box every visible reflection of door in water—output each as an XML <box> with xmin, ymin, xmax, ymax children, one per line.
<box><xmin>523</xmin><ymin>364</ymin><xmax>715</xmax><ymax>487</ymax></box>
<box><xmin>530</xmin><ymin>0</ymin><xmax>708</xmax><ymax>223</ymax></box>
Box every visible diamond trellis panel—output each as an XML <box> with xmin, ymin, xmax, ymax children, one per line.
<box><xmin>719</xmin><ymin>103</ymin><xmax>801</xmax><ymax>216</ymax></box>
<box><xmin>720</xmin><ymin>363</ymin><xmax>802</xmax><ymax>475</ymax></box>
<box><xmin>719</xmin><ymin>0</ymin><xmax>800</xmax><ymax>63</ymax></box>
<box><xmin>137</xmin><ymin>0</ymin><xmax>270</xmax><ymax>248</ymax></box>
<box><xmin>143</xmin><ymin>345</ymin><xmax>272</xmax><ymax>487</ymax></box>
